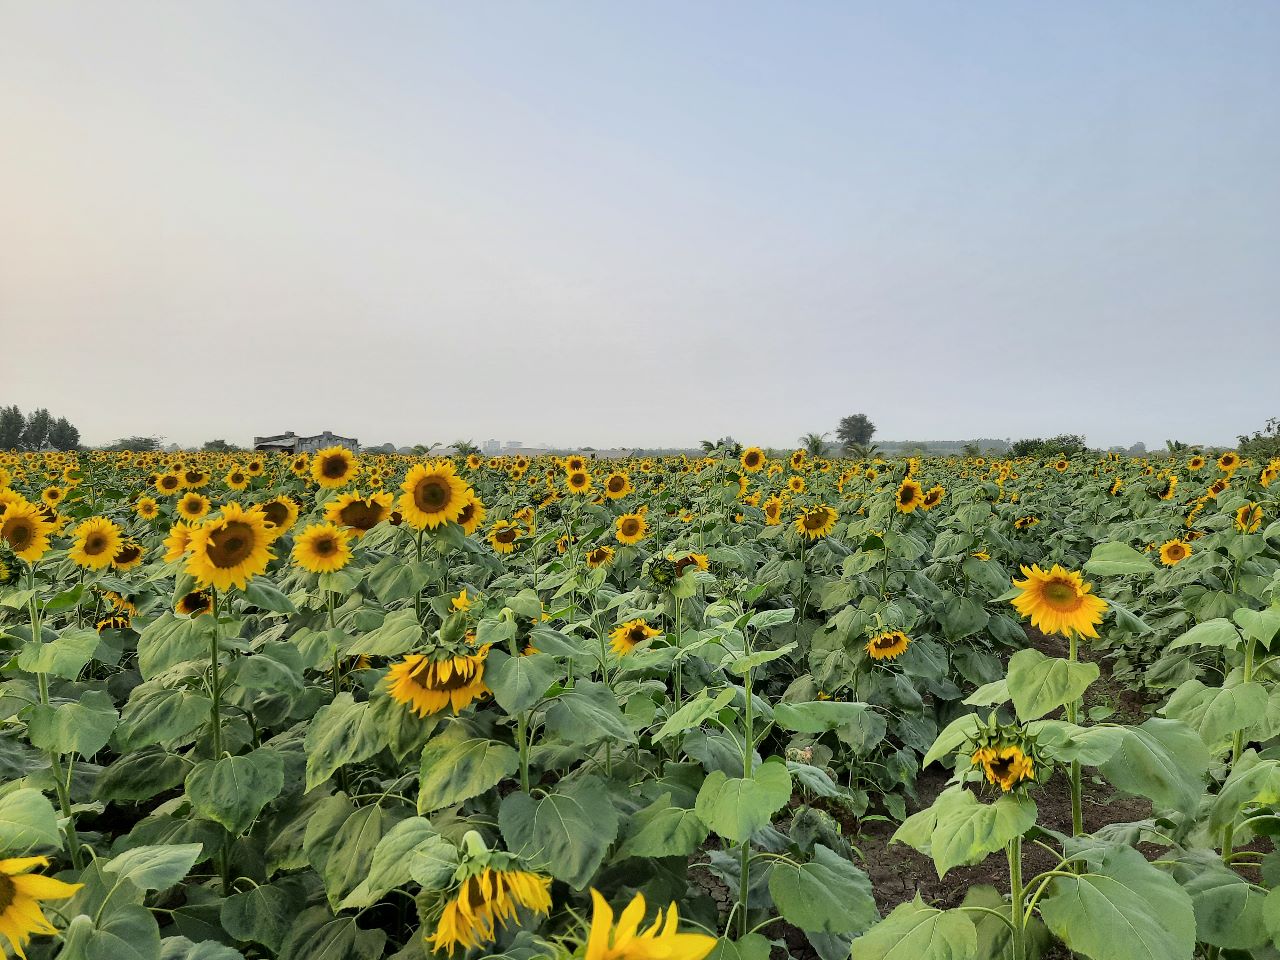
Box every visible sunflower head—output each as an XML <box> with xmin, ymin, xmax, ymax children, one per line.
<box><xmin>740</xmin><ymin>447</ymin><xmax>765</xmax><ymax>473</ymax></box>
<box><xmin>610</xmin><ymin>618</ymin><xmax>661</xmax><ymax>656</ymax></box>
<box><xmin>185</xmin><ymin>503</ymin><xmax>275</xmax><ymax>591</ymax></box>
<box><xmin>112</xmin><ymin>539</ymin><xmax>145</xmax><ymax>571</ymax></box>
<box><xmin>293</xmin><ymin>521</ymin><xmax>353</xmax><ymax>574</ymax></box>
<box><xmin>1010</xmin><ymin>563</ymin><xmax>1107</xmax><ymax>638</ymax></box>
<box><xmin>895</xmin><ymin>479</ymin><xmax>923</xmax><ymax>513</ymax></box>
<box><xmin>488</xmin><ymin>520</ymin><xmax>521</xmax><ymax>554</ymax></box>
<box><xmin>583</xmin><ymin>890</ymin><xmax>716</xmax><ymax>960</ymax></box>
<box><xmin>1235</xmin><ymin>502</ymin><xmax>1264</xmax><ymax>534</ymax></box>
<box><xmin>602</xmin><ymin>472</ymin><xmax>632</xmax><ymax>499</ymax></box>
<box><xmin>70</xmin><ymin>516</ymin><xmax>123</xmax><ymax>570</ymax></box>
<box><xmin>0</xmin><ymin>855</ymin><xmax>83</xmax><ymax>957</ymax></box>
<box><xmin>400</xmin><ymin>462</ymin><xmax>469</xmax><ymax>530</ymax></box>
<box><xmin>324</xmin><ymin>491</ymin><xmax>391</xmax><ymax>537</ymax></box>
<box><xmin>866</xmin><ymin>629</ymin><xmax>910</xmax><ymax>661</ymax></box>
<box><xmin>586</xmin><ymin>545</ymin><xmax>615</xmax><ymax>569</ymax></box>
<box><xmin>311</xmin><ymin>446</ymin><xmax>359</xmax><ymax>489</ymax></box>
<box><xmin>176</xmin><ymin>589</ymin><xmax>213</xmax><ymax>617</ymax></box>
<box><xmin>921</xmin><ymin>485</ymin><xmax>946</xmax><ymax>510</ymax></box>
<box><xmin>385</xmin><ymin>647</ymin><xmax>490</xmax><ymax>717</ymax></box>
<box><xmin>794</xmin><ymin>504</ymin><xmax>837</xmax><ymax>540</ymax></box>
<box><xmin>972</xmin><ymin>743</ymin><xmax>1037</xmax><ymax>792</ymax></box>
<box><xmin>0</xmin><ymin>499</ymin><xmax>55</xmax><ymax>563</ymax></box>
<box><xmin>1159</xmin><ymin>539</ymin><xmax>1191</xmax><ymax>566</ymax></box>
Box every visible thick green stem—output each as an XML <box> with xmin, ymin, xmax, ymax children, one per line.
<box><xmin>1224</xmin><ymin>636</ymin><xmax>1258</xmax><ymax>860</ymax></box>
<box><xmin>516</xmin><ymin>712</ymin><xmax>531</xmax><ymax>793</ymax></box>
<box><xmin>1008</xmin><ymin>835</ymin><xmax>1025</xmax><ymax>960</ymax></box>
<box><xmin>209</xmin><ymin>590</ymin><xmax>224</xmax><ymax>758</ymax></box>
<box><xmin>738</xmin><ymin>655</ymin><xmax>755</xmax><ymax>939</ymax></box>
<box><xmin>1066</xmin><ymin>632</ymin><xmax>1083</xmax><ymax>836</ymax></box>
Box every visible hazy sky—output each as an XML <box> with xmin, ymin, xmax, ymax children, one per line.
<box><xmin>2</xmin><ymin>3</ymin><xmax>1277</xmax><ymax>450</ymax></box>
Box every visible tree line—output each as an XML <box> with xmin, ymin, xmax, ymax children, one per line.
<box><xmin>0</xmin><ymin>405</ymin><xmax>81</xmax><ymax>451</ymax></box>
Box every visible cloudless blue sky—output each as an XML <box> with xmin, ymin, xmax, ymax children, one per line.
<box><xmin>2</xmin><ymin>2</ymin><xmax>1277</xmax><ymax>448</ymax></box>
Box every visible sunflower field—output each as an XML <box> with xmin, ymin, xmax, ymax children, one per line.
<box><xmin>1</xmin><ymin>444</ymin><xmax>1279</xmax><ymax>960</ymax></box>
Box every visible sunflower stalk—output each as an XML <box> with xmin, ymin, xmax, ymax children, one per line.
<box><xmin>1223</xmin><ymin>635</ymin><xmax>1258</xmax><ymax>861</ymax></box>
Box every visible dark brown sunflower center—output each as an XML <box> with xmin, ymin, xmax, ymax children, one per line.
<box><xmin>990</xmin><ymin>755</ymin><xmax>1015</xmax><ymax>778</ymax></box>
<box><xmin>185</xmin><ymin>471</ymin><xmax>202</xmax><ymax>483</ymax></box>
<box><xmin>313</xmin><ymin>536</ymin><xmax>337</xmax><ymax>556</ymax></box>
<box><xmin>116</xmin><ymin>545</ymin><xmax>141</xmax><ymax>563</ymax></box>
<box><xmin>84</xmin><ymin>533</ymin><xmax>109</xmax><ymax>555</ymax></box>
<box><xmin>207</xmin><ymin>521</ymin><xmax>255</xmax><ymax>568</ymax></box>
<box><xmin>745</xmin><ymin>452</ymin><xmax>761</xmax><ymax>467</ymax></box>
<box><xmin>261</xmin><ymin>501</ymin><xmax>290</xmax><ymax>526</ymax></box>
<box><xmin>607</xmin><ymin>476</ymin><xmax>625</xmax><ymax>492</ymax></box>
<box><xmin>873</xmin><ymin>634</ymin><xmax>900</xmax><ymax>651</ymax></box>
<box><xmin>321</xmin><ymin>455</ymin><xmax>348</xmax><ymax>479</ymax></box>
<box><xmin>181</xmin><ymin>591</ymin><xmax>210</xmax><ymax>613</ymax></box>
<box><xmin>620</xmin><ymin>519</ymin><xmax>640</xmax><ymax>537</ymax></box>
<box><xmin>494</xmin><ymin>527</ymin><xmax>517</xmax><ymax>544</ymax></box>
<box><xmin>339</xmin><ymin>500</ymin><xmax>381</xmax><ymax>529</ymax></box>
<box><xmin>413</xmin><ymin>477</ymin><xmax>450</xmax><ymax>512</ymax></box>
<box><xmin>803</xmin><ymin>510</ymin><xmax>829</xmax><ymax>530</ymax></box>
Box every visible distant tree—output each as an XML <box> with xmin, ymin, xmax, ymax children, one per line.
<box><xmin>837</xmin><ymin>413</ymin><xmax>876</xmax><ymax>452</ymax></box>
<box><xmin>700</xmin><ymin>437</ymin><xmax>742</xmax><ymax>456</ymax></box>
<box><xmin>201</xmin><ymin>439</ymin><xmax>240</xmax><ymax>452</ymax></box>
<box><xmin>1010</xmin><ymin>434</ymin><xmax>1090</xmax><ymax>458</ymax></box>
<box><xmin>364</xmin><ymin>442</ymin><xmax>397</xmax><ymax>454</ymax></box>
<box><xmin>47</xmin><ymin>418</ymin><xmax>80</xmax><ymax>451</ymax></box>
<box><xmin>21</xmin><ymin>408</ymin><xmax>52</xmax><ymax>451</ymax></box>
<box><xmin>799</xmin><ymin>432</ymin><xmax>830</xmax><ymax>457</ymax></box>
<box><xmin>107</xmin><ymin>436</ymin><xmax>162</xmax><ymax>452</ymax></box>
<box><xmin>412</xmin><ymin>442</ymin><xmax>441</xmax><ymax>456</ymax></box>
<box><xmin>453</xmin><ymin>440</ymin><xmax>481</xmax><ymax>457</ymax></box>
<box><xmin>962</xmin><ymin>442</ymin><xmax>981</xmax><ymax>458</ymax></box>
<box><xmin>1008</xmin><ymin>438</ymin><xmax>1044</xmax><ymax>458</ymax></box>
<box><xmin>0</xmin><ymin>406</ymin><xmax>24</xmax><ymax>450</ymax></box>
<box><xmin>1239</xmin><ymin>417</ymin><xmax>1280</xmax><ymax>460</ymax></box>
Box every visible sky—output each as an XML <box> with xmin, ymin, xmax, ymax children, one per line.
<box><xmin>2</xmin><ymin>2</ymin><xmax>1278</xmax><ymax>451</ymax></box>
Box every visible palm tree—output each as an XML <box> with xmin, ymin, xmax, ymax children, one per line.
<box><xmin>844</xmin><ymin>441</ymin><xmax>881</xmax><ymax>460</ymax></box>
<box><xmin>453</xmin><ymin>439</ymin><xmax>481</xmax><ymax>457</ymax></box>
<box><xmin>799</xmin><ymin>432</ymin><xmax>830</xmax><ymax>457</ymax></box>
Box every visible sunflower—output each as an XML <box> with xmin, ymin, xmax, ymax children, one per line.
<box><xmin>324</xmin><ymin>491</ymin><xmax>392</xmax><ymax>537</ymax></box>
<box><xmin>162</xmin><ymin>521</ymin><xmax>196</xmax><ymax>562</ymax></box>
<box><xmin>566</xmin><ymin>470</ymin><xmax>593</xmax><ymax>495</ymax></box>
<box><xmin>385</xmin><ymin>649</ymin><xmax>490</xmax><ymax>717</ymax></box>
<box><xmin>465</xmin><ymin>453</ymin><xmax>483</xmax><ymax>470</ymax></box>
<box><xmin>921</xmin><ymin>485</ymin><xmax>946</xmax><ymax>510</ymax></box>
<box><xmin>400</xmin><ymin>462</ymin><xmax>469</xmax><ymax>529</ymax></box>
<box><xmin>787</xmin><ymin>475</ymin><xmax>806</xmax><ymax>494</ymax></box>
<box><xmin>112</xmin><ymin>539</ymin><xmax>144</xmax><ymax>571</ymax></box>
<box><xmin>1260</xmin><ymin>460</ymin><xmax>1280</xmax><ymax>488</ymax></box>
<box><xmin>456</xmin><ymin>492</ymin><xmax>486</xmax><ymax>535</ymax></box>
<box><xmin>1154</xmin><ymin>475</ymin><xmax>1178</xmax><ymax>501</ymax></box>
<box><xmin>223</xmin><ymin>468</ymin><xmax>249</xmax><ymax>491</ymax></box>
<box><xmin>289</xmin><ymin>453</ymin><xmax>310</xmax><ymax>476</ymax></box>
<box><xmin>0</xmin><ymin>559</ymin><xmax>9</xmax><ymax>583</ymax></box>
<box><xmin>311</xmin><ymin>446</ymin><xmax>359</xmax><ymax>489</ymax></box>
<box><xmin>135</xmin><ymin>496</ymin><xmax>159</xmax><ymax>519</ymax></box>
<box><xmin>762</xmin><ymin>495</ymin><xmax>783</xmax><ymax>526</ymax></box>
<box><xmin>1158</xmin><ymin>539</ymin><xmax>1191</xmax><ymax>566</ymax></box>
<box><xmin>181</xmin><ymin>469</ymin><xmax>210</xmax><ymax>488</ymax></box>
<box><xmin>1011</xmin><ymin>564</ymin><xmax>1107</xmax><ymax>638</ymax></box>
<box><xmin>40</xmin><ymin>486</ymin><xmax>67</xmax><ymax>508</ymax></box>
<box><xmin>1217</xmin><ymin>451</ymin><xmax>1241</xmax><ymax>474</ymax></box>
<box><xmin>176</xmin><ymin>589</ymin><xmax>213</xmax><ymax>617</ymax></box>
<box><xmin>1187</xmin><ymin>455</ymin><xmax>1206</xmax><ymax>471</ymax></box>
<box><xmin>794</xmin><ymin>504</ymin><xmax>837</xmax><ymax>540</ymax></box>
<box><xmin>176</xmin><ymin>492</ymin><xmax>211</xmax><ymax>522</ymax></box>
<box><xmin>615</xmin><ymin>512</ymin><xmax>648</xmax><ymax>545</ymax></box>
<box><xmin>96</xmin><ymin>613</ymin><xmax>130</xmax><ymax>633</ymax></box>
<box><xmin>584</xmin><ymin>890</ymin><xmax>716</xmax><ymax>960</ymax></box>
<box><xmin>866</xmin><ymin>629</ymin><xmax>910</xmax><ymax>661</ymax></box>
<box><xmin>1206</xmin><ymin>478</ymin><xmax>1230</xmax><ymax>499</ymax></box>
<box><xmin>740</xmin><ymin>447</ymin><xmax>765</xmax><ymax>473</ymax></box>
<box><xmin>0</xmin><ymin>500</ymin><xmax>55</xmax><ymax>563</ymax></box>
<box><xmin>669</xmin><ymin>552</ymin><xmax>709</xmax><ymax>577</ymax></box>
<box><xmin>1235</xmin><ymin>502</ymin><xmax>1263</xmax><ymax>534</ymax></box>
<box><xmin>0</xmin><ymin>855</ymin><xmax>82</xmax><ymax>957</ymax></box>
<box><xmin>610</xmin><ymin>618</ymin><xmax>661</xmax><ymax>656</ymax></box>
<box><xmin>293</xmin><ymin>522</ymin><xmax>353</xmax><ymax>573</ymax></box>
<box><xmin>895</xmin><ymin>479</ymin><xmax>923</xmax><ymax>513</ymax></box>
<box><xmin>429</xmin><ymin>867</ymin><xmax>553</xmax><ymax>956</ymax></box>
<box><xmin>972</xmin><ymin>744</ymin><xmax>1035</xmax><ymax>792</ymax></box>
<box><xmin>254</xmin><ymin>496</ymin><xmax>300</xmax><ymax>538</ymax></box>
<box><xmin>155</xmin><ymin>471</ymin><xmax>183</xmax><ymax>495</ymax></box>
<box><xmin>488</xmin><ymin>520</ymin><xmax>520</xmax><ymax>554</ymax></box>
<box><xmin>1108</xmin><ymin>478</ymin><xmax>1124</xmax><ymax>497</ymax></box>
<box><xmin>1053</xmin><ymin>459</ymin><xmax>1069</xmax><ymax>472</ymax></box>
<box><xmin>566</xmin><ymin>455</ymin><xmax>587</xmax><ymax>473</ymax></box>
<box><xmin>451</xmin><ymin>588</ymin><xmax>474</xmax><ymax>612</ymax></box>
<box><xmin>69</xmin><ymin>517</ymin><xmax>123</xmax><ymax>570</ymax></box>
<box><xmin>602</xmin><ymin>472</ymin><xmax>633</xmax><ymax>499</ymax></box>
<box><xmin>586</xmin><ymin>545</ymin><xmax>615</xmax><ymax>569</ymax></box>
<box><xmin>1013</xmin><ymin>515</ymin><xmax>1040</xmax><ymax>530</ymax></box>
<box><xmin>186</xmin><ymin>502</ymin><xmax>274</xmax><ymax>591</ymax></box>
<box><xmin>789</xmin><ymin>450</ymin><xmax>806</xmax><ymax>470</ymax></box>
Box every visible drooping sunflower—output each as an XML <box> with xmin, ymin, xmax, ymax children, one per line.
<box><xmin>385</xmin><ymin>648</ymin><xmax>490</xmax><ymax>717</ymax></box>
<box><xmin>1011</xmin><ymin>564</ymin><xmax>1108</xmax><ymax>638</ymax></box>
<box><xmin>610</xmin><ymin>618</ymin><xmax>661</xmax><ymax>656</ymax></box>
<box><xmin>112</xmin><ymin>539</ymin><xmax>144</xmax><ymax>571</ymax></box>
<box><xmin>669</xmin><ymin>552</ymin><xmax>709</xmax><ymax>577</ymax></box>
<box><xmin>1236</xmin><ymin>502</ymin><xmax>1264</xmax><ymax>534</ymax></box>
<box><xmin>176</xmin><ymin>492</ymin><xmax>211</xmax><ymax>522</ymax></box>
<box><xmin>488</xmin><ymin>520</ymin><xmax>520</xmax><ymax>554</ymax></box>
<box><xmin>1154</xmin><ymin>475</ymin><xmax>1178</xmax><ymax>501</ymax></box>
<box><xmin>1013</xmin><ymin>515</ymin><xmax>1040</xmax><ymax>531</ymax></box>
<box><xmin>1108</xmin><ymin>478</ymin><xmax>1124</xmax><ymax>497</ymax></box>
<box><xmin>162</xmin><ymin>521</ymin><xmax>196</xmax><ymax>563</ymax></box>
<box><xmin>135</xmin><ymin>496</ymin><xmax>159</xmax><ymax>519</ymax></box>
<box><xmin>921</xmin><ymin>485</ymin><xmax>946</xmax><ymax>510</ymax></box>
<box><xmin>400</xmin><ymin>462</ymin><xmax>469</xmax><ymax>529</ymax></box>
<box><xmin>292</xmin><ymin>522</ymin><xmax>353</xmax><ymax>573</ymax></box>
<box><xmin>186</xmin><ymin>502</ymin><xmax>274</xmax><ymax>591</ymax></box>
<box><xmin>311</xmin><ymin>446</ymin><xmax>359</xmax><ymax>489</ymax></box>
<box><xmin>895</xmin><ymin>479</ymin><xmax>923</xmax><ymax>513</ymax></box>
<box><xmin>0</xmin><ymin>855</ymin><xmax>82</xmax><ymax>957</ymax></box>
<box><xmin>69</xmin><ymin>517</ymin><xmax>123</xmax><ymax>570</ymax></box>
<box><xmin>972</xmin><ymin>744</ymin><xmax>1035</xmax><ymax>792</ymax></box>
<box><xmin>96</xmin><ymin>613</ymin><xmax>131</xmax><ymax>633</ymax></box>
<box><xmin>1206</xmin><ymin>478</ymin><xmax>1230</xmax><ymax>499</ymax></box>
<box><xmin>451</xmin><ymin>588</ymin><xmax>474</xmax><ymax>612</ymax></box>
<box><xmin>586</xmin><ymin>545</ymin><xmax>615</xmax><ymax>569</ymax></box>
<box><xmin>615</xmin><ymin>512</ymin><xmax>648</xmax><ymax>545</ymax></box>
<box><xmin>176</xmin><ymin>589</ymin><xmax>213</xmax><ymax>617</ymax></box>
<box><xmin>1159</xmin><ymin>539</ymin><xmax>1192</xmax><ymax>566</ymax></box>
<box><xmin>324</xmin><ymin>491</ymin><xmax>392</xmax><ymax>537</ymax></box>
<box><xmin>866</xmin><ymin>629</ymin><xmax>910</xmax><ymax>661</ymax></box>
<box><xmin>429</xmin><ymin>866</ymin><xmax>552</xmax><ymax>956</ymax></box>
<box><xmin>602</xmin><ymin>472</ymin><xmax>633</xmax><ymax>499</ymax></box>
<box><xmin>584</xmin><ymin>890</ymin><xmax>716</xmax><ymax>960</ymax></box>
<box><xmin>740</xmin><ymin>447</ymin><xmax>765</xmax><ymax>473</ymax></box>
<box><xmin>0</xmin><ymin>499</ymin><xmax>55</xmax><ymax>563</ymax></box>
<box><xmin>794</xmin><ymin>504</ymin><xmax>837</xmax><ymax>540</ymax></box>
